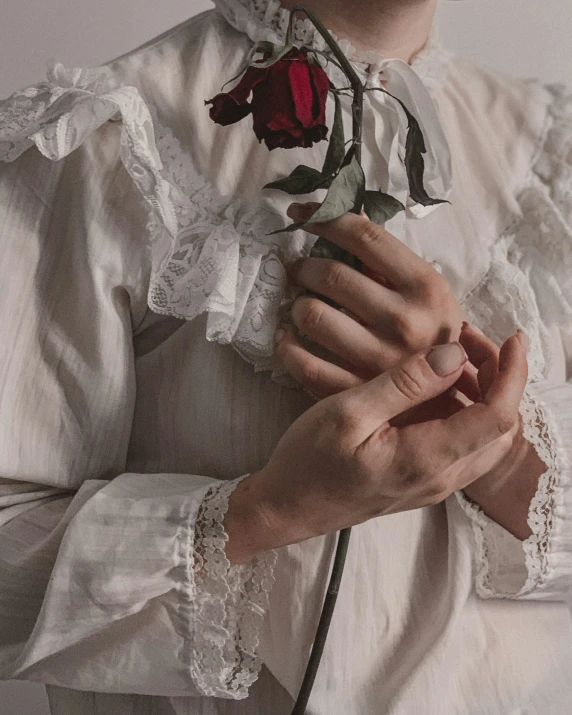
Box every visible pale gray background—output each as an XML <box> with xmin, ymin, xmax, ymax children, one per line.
<box><xmin>1</xmin><ymin>0</ymin><xmax>571</xmax><ymax>713</ymax></box>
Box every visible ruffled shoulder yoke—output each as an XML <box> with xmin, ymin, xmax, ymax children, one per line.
<box><xmin>1</xmin><ymin>8</ymin><xmax>571</xmax><ymax>389</ymax></box>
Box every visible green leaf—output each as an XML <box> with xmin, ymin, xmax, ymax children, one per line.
<box><xmin>264</xmin><ymin>165</ymin><xmax>327</xmax><ymax>195</ymax></box>
<box><xmin>251</xmin><ymin>42</ymin><xmax>294</xmax><ymax>69</ymax></box>
<box><xmin>266</xmin><ymin>145</ymin><xmax>366</xmax><ymax>236</ymax></box>
<box><xmin>304</xmin><ymin>149</ymin><xmax>365</xmax><ymax>224</ymax></box>
<box><xmin>368</xmin><ymin>87</ymin><xmax>450</xmax><ymax>208</ymax></box>
<box><xmin>363</xmin><ymin>190</ymin><xmax>405</xmax><ymax>225</ymax></box>
<box><xmin>321</xmin><ymin>91</ymin><xmax>345</xmax><ymax>179</ymax></box>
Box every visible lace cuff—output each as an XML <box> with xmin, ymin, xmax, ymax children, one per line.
<box><xmin>455</xmin><ymin>380</ymin><xmax>572</xmax><ymax>602</ymax></box>
<box><xmin>178</xmin><ymin>474</ymin><xmax>277</xmax><ymax>698</ymax></box>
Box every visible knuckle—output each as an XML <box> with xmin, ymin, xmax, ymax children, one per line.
<box><xmin>392</xmin><ymin>310</ymin><xmax>415</xmax><ymax>337</ymax></box>
<box><xmin>294</xmin><ymin>297</ymin><xmax>324</xmax><ymax>333</ymax></box>
<box><xmin>418</xmin><ymin>268</ymin><xmax>450</xmax><ymax>303</ymax></box>
<box><xmin>442</xmin><ymin>440</ymin><xmax>461</xmax><ymax>463</ymax></box>
<box><xmin>322</xmin><ymin>261</ymin><xmax>346</xmax><ymax>290</ymax></box>
<box><xmin>357</xmin><ymin>221</ymin><xmax>386</xmax><ymax>248</ymax></box>
<box><xmin>328</xmin><ymin>403</ymin><xmax>362</xmax><ymax>433</ymax></box>
<box><xmin>390</xmin><ymin>311</ymin><xmax>425</xmax><ymax>347</ymax></box>
<box><xmin>491</xmin><ymin>407</ymin><xmax>517</xmax><ymax>437</ymax></box>
<box><xmin>300</xmin><ymin>359</ymin><xmax>322</xmax><ymax>388</ymax></box>
<box><xmin>391</xmin><ymin>364</ymin><xmax>425</xmax><ymax>402</ymax></box>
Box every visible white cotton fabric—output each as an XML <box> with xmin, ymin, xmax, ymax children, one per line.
<box><xmin>1</xmin><ymin>1</ymin><xmax>572</xmax><ymax>713</ymax></box>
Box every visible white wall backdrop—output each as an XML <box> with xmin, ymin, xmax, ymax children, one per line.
<box><xmin>1</xmin><ymin>0</ymin><xmax>572</xmax><ymax>712</ymax></box>
<box><xmin>2</xmin><ymin>0</ymin><xmax>572</xmax><ymax>99</ymax></box>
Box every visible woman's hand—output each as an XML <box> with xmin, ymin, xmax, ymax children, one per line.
<box><xmin>225</xmin><ymin>330</ymin><xmax>529</xmax><ymax>565</ymax></box>
<box><xmin>279</xmin><ymin>203</ymin><xmax>477</xmax><ymax>410</ymax></box>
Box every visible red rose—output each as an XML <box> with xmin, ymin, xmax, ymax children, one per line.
<box><xmin>206</xmin><ymin>47</ymin><xmax>330</xmax><ymax>150</ymax></box>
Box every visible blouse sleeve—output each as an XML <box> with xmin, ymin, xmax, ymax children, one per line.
<box><xmin>0</xmin><ymin>68</ymin><xmax>276</xmax><ymax>698</ymax></box>
<box><xmin>453</xmin><ymin>81</ymin><xmax>572</xmax><ymax>603</ymax></box>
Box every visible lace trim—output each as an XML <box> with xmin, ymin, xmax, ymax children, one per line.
<box><xmin>4</xmin><ymin>48</ymin><xmax>570</xmax><ymax>406</ymax></box>
<box><xmin>454</xmin><ymin>488</ymin><xmax>523</xmax><ymax>599</ymax></box>
<box><xmin>144</xmin><ymin>100</ymin><xmax>316</xmax><ymax>389</ymax></box>
<box><xmin>0</xmin><ymin>56</ymin><xmax>313</xmax><ymax>389</ymax></box>
<box><xmin>533</xmin><ymin>83</ymin><xmax>572</xmax><ymax>227</ymax></box>
<box><xmin>455</xmin><ymin>83</ymin><xmax>572</xmax><ymax>599</ymax></box>
<box><xmin>0</xmin><ymin>59</ymin><xmax>179</xmax><ymax>238</ymax></box>
<box><xmin>212</xmin><ymin>0</ymin><xmax>454</xmax><ymax>93</ymax></box>
<box><xmin>460</xmin><ymin>83</ymin><xmax>572</xmax><ymax>384</ymax></box>
<box><xmin>454</xmin><ymin>386</ymin><xmax>559</xmax><ymax>599</ymax></box>
<box><xmin>0</xmin><ymin>62</ymin><xmax>118</xmax><ymax>163</ymax></box>
<box><xmin>519</xmin><ymin>388</ymin><xmax>560</xmax><ymax>593</ymax></box>
<box><xmin>178</xmin><ymin>474</ymin><xmax>277</xmax><ymax>698</ymax></box>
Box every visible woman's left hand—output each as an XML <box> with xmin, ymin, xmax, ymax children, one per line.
<box><xmin>278</xmin><ymin>203</ymin><xmax>480</xmax><ymax>415</ymax></box>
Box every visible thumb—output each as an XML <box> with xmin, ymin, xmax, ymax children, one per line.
<box><xmin>338</xmin><ymin>342</ymin><xmax>469</xmax><ymax>443</ymax></box>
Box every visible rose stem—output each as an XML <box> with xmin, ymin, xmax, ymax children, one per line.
<box><xmin>291</xmin><ymin>6</ymin><xmax>365</xmax><ymax>274</ymax></box>
<box><xmin>288</xmin><ymin>8</ymin><xmax>366</xmax><ymax>715</ymax></box>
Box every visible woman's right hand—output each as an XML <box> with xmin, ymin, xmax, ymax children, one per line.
<box><xmin>224</xmin><ymin>331</ymin><xmax>528</xmax><ymax>565</ymax></box>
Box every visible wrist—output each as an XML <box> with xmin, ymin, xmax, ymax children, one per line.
<box><xmin>463</xmin><ymin>420</ymin><xmax>547</xmax><ymax>541</ymax></box>
<box><xmin>223</xmin><ymin>469</ymin><xmax>311</xmax><ymax>565</ymax></box>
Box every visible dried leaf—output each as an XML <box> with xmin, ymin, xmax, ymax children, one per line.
<box><xmin>264</xmin><ymin>165</ymin><xmax>327</xmax><ymax>194</ymax></box>
<box><xmin>369</xmin><ymin>87</ymin><xmax>450</xmax><ymax>208</ymax></box>
<box><xmin>363</xmin><ymin>190</ymin><xmax>405</xmax><ymax>225</ymax></box>
<box><xmin>308</xmin><ymin>149</ymin><xmax>365</xmax><ymax>223</ymax></box>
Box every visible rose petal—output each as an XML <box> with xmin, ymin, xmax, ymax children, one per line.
<box><xmin>206</xmin><ymin>94</ymin><xmax>253</xmax><ymax>125</ymax></box>
<box><xmin>289</xmin><ymin>61</ymin><xmax>316</xmax><ymax>128</ymax></box>
<box><xmin>308</xmin><ymin>62</ymin><xmax>330</xmax><ymax>125</ymax></box>
<box><xmin>206</xmin><ymin>64</ymin><xmax>269</xmax><ymax>126</ymax></box>
<box><xmin>227</xmin><ymin>64</ymin><xmax>269</xmax><ymax>105</ymax></box>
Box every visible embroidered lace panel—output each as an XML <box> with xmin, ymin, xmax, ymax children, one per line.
<box><xmin>2</xmin><ymin>45</ymin><xmax>571</xmax><ymax>609</ymax></box>
<box><xmin>455</xmin><ymin>387</ymin><xmax>560</xmax><ymax>598</ymax></box>
<box><xmin>456</xmin><ymin>82</ymin><xmax>572</xmax><ymax>598</ymax></box>
<box><xmin>178</xmin><ymin>475</ymin><xmax>277</xmax><ymax>697</ymax></box>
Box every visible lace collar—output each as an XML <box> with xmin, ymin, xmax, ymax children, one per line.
<box><xmin>0</xmin><ymin>9</ymin><xmax>457</xmax><ymax>391</ymax></box>
<box><xmin>212</xmin><ymin>0</ymin><xmax>454</xmax><ymax>93</ymax></box>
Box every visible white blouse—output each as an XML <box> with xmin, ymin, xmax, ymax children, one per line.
<box><xmin>1</xmin><ymin>1</ymin><xmax>572</xmax><ymax>713</ymax></box>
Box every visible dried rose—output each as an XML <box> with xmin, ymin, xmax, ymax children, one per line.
<box><xmin>206</xmin><ymin>47</ymin><xmax>330</xmax><ymax>150</ymax></box>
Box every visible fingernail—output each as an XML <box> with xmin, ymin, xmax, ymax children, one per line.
<box><xmin>516</xmin><ymin>328</ymin><xmax>528</xmax><ymax>350</ymax></box>
<box><xmin>275</xmin><ymin>328</ymin><xmax>286</xmax><ymax>345</ymax></box>
<box><xmin>426</xmin><ymin>342</ymin><xmax>468</xmax><ymax>377</ymax></box>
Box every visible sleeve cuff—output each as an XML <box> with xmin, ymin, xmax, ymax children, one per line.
<box><xmin>10</xmin><ymin>473</ymin><xmax>277</xmax><ymax>696</ymax></box>
<box><xmin>455</xmin><ymin>380</ymin><xmax>572</xmax><ymax>601</ymax></box>
<box><xmin>178</xmin><ymin>474</ymin><xmax>277</xmax><ymax>698</ymax></box>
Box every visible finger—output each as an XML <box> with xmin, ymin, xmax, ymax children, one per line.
<box><xmin>459</xmin><ymin>322</ymin><xmax>500</xmax><ymax>366</ymax></box>
<box><xmin>337</xmin><ymin>341</ymin><xmax>469</xmax><ymax>444</ymax></box>
<box><xmin>482</xmin><ymin>331</ymin><xmax>528</xmax><ymax>412</ymax></box>
<box><xmin>434</xmin><ymin>331</ymin><xmax>528</xmax><ymax>461</ymax></box>
<box><xmin>290</xmin><ymin>295</ymin><xmax>401</xmax><ymax>374</ymax></box>
<box><xmin>452</xmin><ymin>362</ymin><xmax>481</xmax><ymax>403</ymax></box>
<box><xmin>287</xmin><ymin>203</ymin><xmax>430</xmax><ymax>291</ymax></box>
<box><xmin>275</xmin><ymin>326</ymin><xmax>365</xmax><ymax>398</ymax></box>
<box><xmin>288</xmin><ymin>258</ymin><xmax>406</xmax><ymax>332</ymax></box>
<box><xmin>459</xmin><ymin>322</ymin><xmax>499</xmax><ymax>397</ymax></box>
